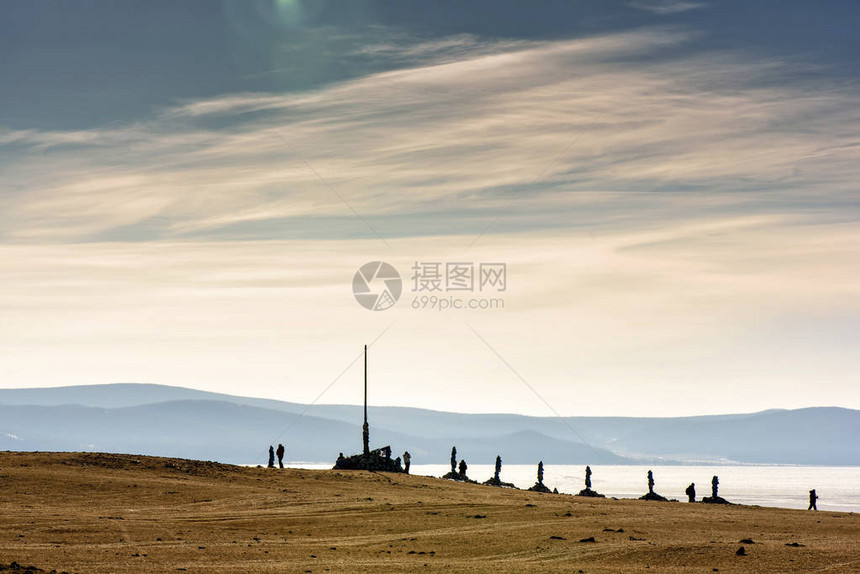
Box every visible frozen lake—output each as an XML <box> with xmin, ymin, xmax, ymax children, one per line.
<box><xmin>285</xmin><ymin>463</ymin><xmax>860</xmax><ymax>513</ymax></box>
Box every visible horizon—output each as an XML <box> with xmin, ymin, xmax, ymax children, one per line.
<box><xmin>1</xmin><ymin>381</ymin><xmax>855</xmax><ymax>420</ymax></box>
<box><xmin>1</xmin><ymin>1</ymin><xmax>858</xmax><ymax>418</ymax></box>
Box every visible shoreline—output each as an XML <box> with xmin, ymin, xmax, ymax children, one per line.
<box><xmin>246</xmin><ymin>460</ymin><xmax>860</xmax><ymax>513</ymax></box>
<box><xmin>2</xmin><ymin>451</ymin><xmax>858</xmax><ymax>573</ymax></box>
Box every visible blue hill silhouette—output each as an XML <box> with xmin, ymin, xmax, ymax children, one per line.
<box><xmin>0</xmin><ymin>384</ymin><xmax>856</xmax><ymax>465</ymax></box>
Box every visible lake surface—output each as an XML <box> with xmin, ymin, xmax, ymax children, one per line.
<box><xmin>287</xmin><ymin>463</ymin><xmax>860</xmax><ymax>512</ymax></box>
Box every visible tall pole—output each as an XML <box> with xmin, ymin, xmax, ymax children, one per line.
<box><xmin>362</xmin><ymin>344</ymin><xmax>370</xmax><ymax>455</ymax></box>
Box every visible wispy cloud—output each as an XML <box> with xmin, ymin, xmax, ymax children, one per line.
<box><xmin>628</xmin><ymin>0</ymin><xmax>707</xmax><ymax>15</ymax></box>
<box><xmin>2</xmin><ymin>27</ymin><xmax>857</xmax><ymax>247</ymax></box>
<box><xmin>1</xmin><ymin>14</ymin><xmax>857</xmax><ymax>417</ymax></box>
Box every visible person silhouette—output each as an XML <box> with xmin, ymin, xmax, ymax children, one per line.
<box><xmin>685</xmin><ymin>482</ymin><xmax>696</xmax><ymax>503</ymax></box>
<box><xmin>808</xmin><ymin>489</ymin><xmax>818</xmax><ymax>510</ymax></box>
<box><xmin>267</xmin><ymin>446</ymin><xmax>275</xmax><ymax>469</ymax></box>
<box><xmin>276</xmin><ymin>444</ymin><xmax>285</xmax><ymax>469</ymax></box>
<box><xmin>403</xmin><ymin>451</ymin><xmax>411</xmax><ymax>474</ymax></box>
<box><xmin>647</xmin><ymin>470</ymin><xmax>655</xmax><ymax>494</ymax></box>
<box><xmin>458</xmin><ymin>459</ymin><xmax>467</xmax><ymax>479</ymax></box>
<box><xmin>585</xmin><ymin>465</ymin><xmax>592</xmax><ymax>489</ymax></box>
<box><xmin>711</xmin><ymin>475</ymin><xmax>719</xmax><ymax>499</ymax></box>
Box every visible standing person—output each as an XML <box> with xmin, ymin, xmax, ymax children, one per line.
<box><xmin>276</xmin><ymin>444</ymin><xmax>285</xmax><ymax>469</ymax></box>
<box><xmin>808</xmin><ymin>489</ymin><xmax>818</xmax><ymax>510</ymax></box>
<box><xmin>458</xmin><ymin>459</ymin><xmax>468</xmax><ymax>480</ymax></box>
<box><xmin>685</xmin><ymin>482</ymin><xmax>696</xmax><ymax>503</ymax></box>
<box><xmin>267</xmin><ymin>446</ymin><xmax>275</xmax><ymax>468</ymax></box>
<box><xmin>403</xmin><ymin>451</ymin><xmax>411</xmax><ymax>474</ymax></box>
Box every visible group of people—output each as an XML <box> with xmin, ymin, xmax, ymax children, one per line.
<box><xmin>266</xmin><ymin>444</ymin><xmax>285</xmax><ymax>469</ymax></box>
<box><xmin>381</xmin><ymin>446</ymin><xmax>413</xmax><ymax>473</ymax></box>
<box><xmin>372</xmin><ymin>447</ymin><xmax>412</xmax><ymax>473</ymax></box>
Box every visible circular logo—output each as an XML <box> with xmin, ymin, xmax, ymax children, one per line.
<box><xmin>353</xmin><ymin>261</ymin><xmax>402</xmax><ymax>311</ymax></box>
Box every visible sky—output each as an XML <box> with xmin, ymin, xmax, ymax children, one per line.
<box><xmin>0</xmin><ymin>0</ymin><xmax>858</xmax><ymax>417</ymax></box>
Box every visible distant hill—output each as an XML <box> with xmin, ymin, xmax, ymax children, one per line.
<box><xmin>0</xmin><ymin>384</ymin><xmax>857</xmax><ymax>466</ymax></box>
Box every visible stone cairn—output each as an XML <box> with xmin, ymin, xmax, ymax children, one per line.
<box><xmin>332</xmin><ymin>345</ymin><xmax>404</xmax><ymax>473</ymax></box>
<box><xmin>442</xmin><ymin>446</ymin><xmax>475</xmax><ymax>482</ymax></box>
<box><xmin>639</xmin><ymin>469</ymin><xmax>669</xmax><ymax>501</ymax></box>
<box><xmin>577</xmin><ymin>465</ymin><xmax>605</xmax><ymax>497</ymax></box>
<box><xmin>483</xmin><ymin>455</ymin><xmax>516</xmax><ymax>488</ymax></box>
<box><xmin>334</xmin><ymin>446</ymin><xmax>404</xmax><ymax>472</ymax></box>
<box><xmin>527</xmin><ymin>461</ymin><xmax>553</xmax><ymax>493</ymax></box>
<box><xmin>702</xmin><ymin>475</ymin><xmax>731</xmax><ymax>504</ymax></box>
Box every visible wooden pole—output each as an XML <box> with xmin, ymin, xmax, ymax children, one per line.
<box><xmin>364</xmin><ymin>344</ymin><xmax>368</xmax><ymax>424</ymax></box>
<box><xmin>362</xmin><ymin>344</ymin><xmax>369</xmax><ymax>455</ymax></box>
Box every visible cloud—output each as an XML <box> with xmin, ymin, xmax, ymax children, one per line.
<box><xmin>0</xmin><ymin>216</ymin><xmax>856</xmax><ymax>414</ymax></box>
<box><xmin>1</xmin><ymin>23</ymin><xmax>858</xmax><ymax>416</ymax></box>
<box><xmin>2</xmin><ymin>27</ymin><xmax>857</xmax><ymax>247</ymax></box>
<box><xmin>628</xmin><ymin>1</ymin><xmax>707</xmax><ymax>15</ymax></box>
<box><xmin>350</xmin><ymin>33</ymin><xmax>539</xmax><ymax>65</ymax></box>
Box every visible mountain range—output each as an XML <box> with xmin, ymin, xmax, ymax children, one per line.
<box><xmin>1</xmin><ymin>384</ymin><xmax>857</xmax><ymax>466</ymax></box>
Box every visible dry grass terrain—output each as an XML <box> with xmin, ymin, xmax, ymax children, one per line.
<box><xmin>0</xmin><ymin>452</ymin><xmax>857</xmax><ymax>573</ymax></box>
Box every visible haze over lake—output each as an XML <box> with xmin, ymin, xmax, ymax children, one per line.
<box><xmin>286</xmin><ymin>463</ymin><xmax>860</xmax><ymax>513</ymax></box>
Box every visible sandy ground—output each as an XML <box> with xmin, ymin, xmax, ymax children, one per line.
<box><xmin>0</xmin><ymin>452</ymin><xmax>857</xmax><ymax>573</ymax></box>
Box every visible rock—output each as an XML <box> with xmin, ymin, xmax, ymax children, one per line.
<box><xmin>333</xmin><ymin>448</ymin><xmax>404</xmax><ymax>473</ymax></box>
<box><xmin>576</xmin><ymin>488</ymin><xmax>606</xmax><ymax>498</ymax></box>
<box><xmin>482</xmin><ymin>477</ymin><xmax>516</xmax><ymax>488</ymax></box>
<box><xmin>639</xmin><ymin>492</ymin><xmax>669</xmax><ymax>502</ymax></box>
<box><xmin>528</xmin><ymin>482</ymin><xmax>552</xmax><ymax>493</ymax></box>
<box><xmin>0</xmin><ymin>564</ymin><xmax>45</xmax><ymax>573</ymax></box>
<box><xmin>442</xmin><ymin>471</ymin><xmax>476</xmax><ymax>483</ymax></box>
<box><xmin>736</xmin><ymin>546</ymin><xmax>746</xmax><ymax>556</ymax></box>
